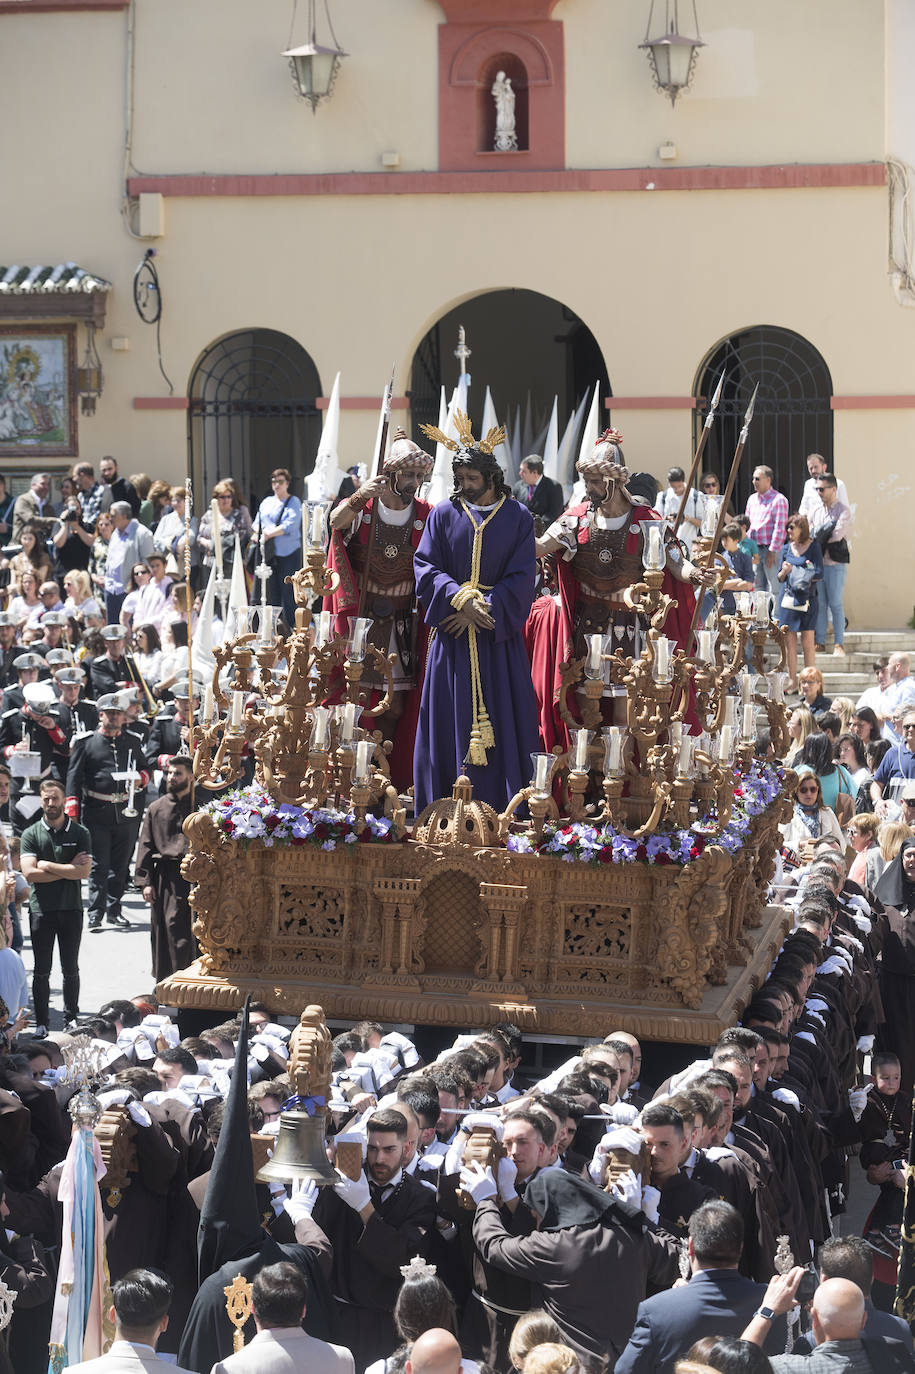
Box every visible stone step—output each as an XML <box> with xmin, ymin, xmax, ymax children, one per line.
<box><xmin>821</xmin><ymin>630</ymin><xmax>915</xmax><ymax>654</ymax></box>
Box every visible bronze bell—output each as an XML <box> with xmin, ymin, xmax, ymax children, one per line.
<box><xmin>256</xmin><ymin>1110</ymin><xmax>338</xmax><ymax>1185</ymax></box>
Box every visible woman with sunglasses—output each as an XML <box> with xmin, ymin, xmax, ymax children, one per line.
<box><xmin>779</xmin><ymin>772</ymin><xmax>844</xmax><ymax>856</ymax></box>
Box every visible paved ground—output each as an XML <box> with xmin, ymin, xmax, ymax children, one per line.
<box><xmin>18</xmin><ymin>884</ymin><xmax>158</xmax><ymax>1032</ymax></box>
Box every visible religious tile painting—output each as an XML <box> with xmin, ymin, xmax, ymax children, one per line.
<box><xmin>0</xmin><ymin>325</ymin><xmax>77</xmax><ymax>456</ymax></box>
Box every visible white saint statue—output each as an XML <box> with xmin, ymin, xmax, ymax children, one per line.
<box><xmin>492</xmin><ymin>71</ymin><xmax>518</xmax><ymax>152</ymax></box>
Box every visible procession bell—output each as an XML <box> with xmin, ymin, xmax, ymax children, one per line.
<box><xmin>256</xmin><ymin>1110</ymin><xmax>338</xmax><ymax>1185</ymax></box>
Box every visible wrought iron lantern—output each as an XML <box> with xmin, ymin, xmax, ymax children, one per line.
<box><xmin>639</xmin><ymin>0</ymin><xmax>705</xmax><ymax>106</ymax></box>
<box><xmin>284</xmin><ymin>0</ymin><xmax>346</xmax><ymax>112</ymax></box>
<box><xmin>77</xmin><ymin>321</ymin><xmax>103</xmax><ymax>416</ymax></box>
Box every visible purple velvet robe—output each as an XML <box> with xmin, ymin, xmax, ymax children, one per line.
<box><xmin>413</xmin><ymin>496</ymin><xmax>539</xmax><ymax>814</ymax></box>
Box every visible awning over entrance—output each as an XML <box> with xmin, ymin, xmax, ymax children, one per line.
<box><xmin>0</xmin><ymin>264</ymin><xmax>111</xmax><ymax>325</ymax></box>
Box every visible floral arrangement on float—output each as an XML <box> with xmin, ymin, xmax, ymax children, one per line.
<box><xmin>506</xmin><ymin>759</ymin><xmax>785</xmax><ymax>867</ymax></box>
<box><xmin>201</xmin><ymin>785</ymin><xmax>401</xmax><ymax>850</ymax></box>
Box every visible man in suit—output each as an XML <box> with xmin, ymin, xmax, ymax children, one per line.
<box><xmin>615</xmin><ymin>1199</ymin><xmax>786</xmax><ymax>1374</ymax></box>
<box><xmin>212</xmin><ymin>1261</ymin><xmax>354</xmax><ymax>1374</ymax></box>
<box><xmin>67</xmin><ymin>1268</ymin><xmax>195</xmax><ymax>1372</ymax></box>
<box><xmin>512</xmin><ymin>455</ymin><xmax>565</xmax><ymax>532</ymax></box>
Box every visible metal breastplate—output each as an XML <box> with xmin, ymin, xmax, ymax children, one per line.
<box><xmin>572</xmin><ymin>521</ymin><xmax>642</xmax><ymax>595</ymax></box>
<box><xmin>350</xmin><ymin>516</ymin><xmax>416</xmax><ymax>594</ymax></box>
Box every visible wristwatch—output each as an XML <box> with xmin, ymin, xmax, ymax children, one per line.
<box><xmin>754</xmin><ymin>1306</ymin><xmax>776</xmax><ymax>1321</ymax></box>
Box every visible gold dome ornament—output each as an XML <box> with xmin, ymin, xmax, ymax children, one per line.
<box><xmin>412</xmin><ymin>775</ymin><xmax>501</xmax><ymax>848</ymax></box>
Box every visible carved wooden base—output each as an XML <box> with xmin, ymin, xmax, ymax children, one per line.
<box><xmin>160</xmin><ymin>803</ymin><xmax>793</xmax><ymax>1045</ymax></box>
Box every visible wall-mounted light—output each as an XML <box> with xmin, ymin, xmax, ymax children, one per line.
<box><xmin>640</xmin><ymin>0</ymin><xmax>705</xmax><ymax>107</ymax></box>
<box><xmin>283</xmin><ymin>0</ymin><xmax>346</xmax><ymax>113</ymax></box>
<box><xmin>77</xmin><ymin>322</ymin><xmax>103</xmax><ymax>416</ymax></box>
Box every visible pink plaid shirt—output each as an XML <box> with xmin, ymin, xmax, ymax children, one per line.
<box><xmin>745</xmin><ymin>487</ymin><xmax>789</xmax><ymax>553</ymax></box>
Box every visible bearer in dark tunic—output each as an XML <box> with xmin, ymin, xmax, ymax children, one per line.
<box><xmin>312</xmin><ymin>1106</ymin><xmax>436</xmax><ymax>1372</ymax></box>
<box><xmin>134</xmin><ymin>754</ymin><xmax>195</xmax><ymax>980</ymax></box>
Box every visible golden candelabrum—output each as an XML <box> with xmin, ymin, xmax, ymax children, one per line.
<box><xmin>190</xmin><ymin>514</ymin><xmax>405</xmax><ymax>832</ymax></box>
<box><xmin>514</xmin><ymin>567</ymin><xmax>790</xmax><ymax>844</ymax></box>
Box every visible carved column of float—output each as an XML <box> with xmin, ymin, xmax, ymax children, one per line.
<box><xmin>475</xmin><ymin>883</ymin><xmax>529</xmax><ymax>992</ymax></box>
<box><xmin>370</xmin><ymin>877</ymin><xmax>421</xmax><ymax>983</ymax></box>
<box><xmin>654</xmin><ymin>847</ymin><xmax>730</xmax><ymax>1008</ymax></box>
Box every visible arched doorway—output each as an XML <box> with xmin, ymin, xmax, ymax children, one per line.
<box><xmin>187</xmin><ymin>329</ymin><xmax>322</xmax><ymax>510</ymax></box>
<box><xmin>409</xmin><ymin>289</ymin><xmax>610</xmax><ymax>465</ymax></box>
<box><xmin>693</xmin><ymin>326</ymin><xmax>833</xmax><ymax>513</ymax></box>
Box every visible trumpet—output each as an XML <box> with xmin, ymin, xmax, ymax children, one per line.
<box><xmin>123</xmin><ymin>750</ymin><xmax>139</xmax><ymax>819</ymax></box>
<box><xmin>124</xmin><ymin>649</ymin><xmax>160</xmax><ymax>717</ymax></box>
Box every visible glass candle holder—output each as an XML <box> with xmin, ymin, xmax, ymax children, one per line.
<box><xmin>349</xmin><ymin>617</ymin><xmax>373</xmax><ymax>662</ymax></box>
<box><xmin>701</xmin><ymin>496</ymin><xmax>722</xmax><ymax>539</ymax></box>
<box><xmin>353</xmin><ymin>739</ymin><xmax>373</xmax><ymax>785</ymax></box>
<box><xmin>652</xmin><ymin>636</ymin><xmax>675</xmax><ymax>685</ymax></box>
<box><xmin>530</xmin><ymin>752</ymin><xmax>554</xmax><ymax>794</ymax></box>
<box><xmin>640</xmin><ymin>519</ymin><xmax>667</xmax><ymax>571</ymax></box>
<box><xmin>572</xmin><ymin>727</ymin><xmax>592</xmax><ymax>772</ymax></box>
<box><xmin>584</xmin><ymin>633</ymin><xmax>607</xmax><ymax>681</ymax></box>
<box><xmin>602</xmin><ymin>726</ymin><xmax>624</xmax><ymax>777</ymax></box>
<box><xmin>310</xmin><ymin>705</ymin><xmax>331</xmax><ymax>751</ymax></box>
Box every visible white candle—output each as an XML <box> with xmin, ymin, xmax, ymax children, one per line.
<box><xmin>697</xmin><ymin>630</ymin><xmax>713</xmax><ymax>663</ymax></box>
<box><xmin>587</xmin><ymin>634</ymin><xmax>603</xmax><ymax>677</ymax></box>
<box><xmin>314</xmin><ymin>610</ymin><xmax>331</xmax><ymax>647</ymax></box>
<box><xmin>669</xmin><ymin>721</ymin><xmax>682</xmax><ymax>750</ymax></box>
<box><xmin>310</xmin><ymin>504</ymin><xmax>324</xmax><ymax>548</ymax></box>
<box><xmin>768</xmin><ymin>672</ymin><xmax>786</xmax><ymax>704</ymax></box>
<box><xmin>648</xmin><ymin>526</ymin><xmax>663</xmax><ymax>569</ymax></box>
<box><xmin>678</xmin><ymin>737</ymin><xmax>693</xmax><ymax>777</ymax></box>
<box><xmin>311</xmin><ymin>705</ymin><xmax>330</xmax><ymax>750</ymax></box>
<box><xmin>701</xmin><ymin>497</ymin><xmax>721</xmax><ymax>539</ymax></box>
<box><xmin>341</xmin><ymin>702</ymin><xmax>357</xmax><ymax>743</ymax></box>
<box><xmin>354</xmin><ymin>739</ymin><xmax>372</xmax><ymax>783</ymax></box>
<box><xmin>718</xmin><ymin>725</ymin><xmax>733</xmax><ymax>762</ymax></box>
<box><xmin>654</xmin><ymin>637</ymin><xmax>670</xmax><ymax>679</ymax></box>
<box><xmin>737</xmin><ymin>669</ymin><xmax>755</xmax><ymax>704</ymax></box>
<box><xmin>302</xmin><ymin>502</ymin><xmax>309</xmax><ymax>556</ymax></box>
<box><xmin>229</xmin><ymin>690</ymin><xmax>245</xmax><ymax>731</ymax></box>
<box><xmin>697</xmin><ymin>732</ymin><xmax>710</xmax><ymax>775</ymax></box>
<box><xmin>532</xmin><ymin>753</ymin><xmax>552</xmax><ymax>792</ymax></box>
<box><xmin>602</xmin><ymin>727</ymin><xmax>621</xmax><ymax>776</ymax></box>
<box><xmin>203</xmin><ymin>683</ymin><xmax>215</xmax><ymax>725</ymax></box>
<box><xmin>742</xmin><ymin>704</ymin><xmax>756</xmax><ymax>738</ymax></box>
<box><xmin>350</xmin><ymin>617</ymin><xmax>371</xmax><ymax>661</ymax></box>
<box><xmin>211</xmin><ymin>499</ymin><xmax>224</xmax><ymax>577</ymax></box>
<box><xmin>754</xmin><ymin>590</ymin><xmax>769</xmax><ymax>625</ymax></box>
<box><xmin>737</xmin><ymin>592</ymin><xmax>752</xmax><ymax>618</ymax></box>
<box><xmin>723</xmin><ymin>696</ymin><xmax>740</xmax><ymax>730</ymax></box>
<box><xmin>574</xmin><ymin>729</ymin><xmax>590</xmax><ymax>771</ymax></box>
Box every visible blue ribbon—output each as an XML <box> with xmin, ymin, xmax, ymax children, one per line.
<box><xmin>281</xmin><ymin>1094</ymin><xmax>325</xmax><ymax>1117</ymax></box>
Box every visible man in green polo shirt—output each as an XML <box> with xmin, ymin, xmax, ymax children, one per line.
<box><xmin>20</xmin><ymin>777</ymin><xmax>92</xmax><ymax>1031</ymax></box>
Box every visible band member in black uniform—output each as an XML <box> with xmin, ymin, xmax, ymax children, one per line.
<box><xmin>0</xmin><ymin>680</ymin><xmax>71</xmax><ymax>834</ymax></box>
<box><xmin>145</xmin><ymin>683</ymin><xmax>194</xmax><ymax>783</ymax></box>
<box><xmin>65</xmin><ymin>693</ymin><xmax>149</xmax><ymax>932</ymax></box>
<box><xmin>89</xmin><ymin>625</ymin><xmax>134</xmax><ymax>699</ymax></box>
<box><xmin>1</xmin><ymin>652</ymin><xmax>43</xmax><ymax>715</ymax></box>
<box><xmin>53</xmin><ymin>666</ymin><xmax>99</xmax><ymax>741</ymax></box>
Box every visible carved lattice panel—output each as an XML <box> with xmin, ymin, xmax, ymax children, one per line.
<box><xmin>275</xmin><ymin>885</ymin><xmax>345</xmax><ymax>941</ymax></box>
<box><xmin>420</xmin><ymin>872</ymin><xmax>481</xmax><ymax>977</ymax></box>
<box><xmin>562</xmin><ymin>904</ymin><xmax>630</xmax><ymax>960</ymax></box>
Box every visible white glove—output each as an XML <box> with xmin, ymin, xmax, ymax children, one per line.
<box><xmin>771</xmin><ymin>1088</ymin><xmax>800</xmax><ymax>1112</ymax></box>
<box><xmin>459</xmin><ymin>1161</ymin><xmax>498</xmax><ymax>1204</ymax></box>
<box><xmin>848</xmin><ymin>1085</ymin><xmax>872</xmax><ymax>1121</ymax></box>
<box><xmin>805</xmin><ymin>1010</ymin><xmax>826</xmax><ymax>1027</ymax></box>
<box><xmin>806</xmin><ymin>997</ymin><xmax>829</xmax><ymax>1014</ymax></box>
<box><xmin>857</xmin><ymin>1035</ymin><xmax>875</xmax><ymax>1054</ymax></box>
<box><xmin>848</xmin><ymin>894</ymin><xmax>872</xmax><ymax>916</ymax></box>
<box><xmin>496</xmin><ymin>1156</ymin><xmax>518</xmax><ymax>1203</ymax></box>
<box><xmin>588</xmin><ymin>1127</ymin><xmax>643</xmax><ymax>1185</ymax></box>
<box><xmin>334</xmin><ymin>1169</ymin><xmax>371</xmax><ymax>1213</ymax></box>
<box><xmin>443</xmin><ymin>1134</ymin><xmax>467</xmax><ymax>1177</ymax></box>
<box><xmin>796</xmin><ymin>1031</ymin><xmax>817</xmax><ymax>1045</ymax></box>
<box><xmin>608</xmin><ymin>1167</ymin><xmax>641</xmax><ymax>1212</ymax></box>
<box><xmin>818</xmin><ymin>955</ymin><xmax>848</xmax><ymax>977</ymax></box>
<box><xmin>841</xmin><ymin>934</ymin><xmax>864</xmax><ymax>956</ymax></box>
<box><xmin>602</xmin><ymin>1101</ymin><xmax>639</xmax><ymax>1126</ymax></box>
<box><xmin>850</xmin><ymin>913</ymin><xmax>872</xmax><ymax>934</ymax></box>
<box><xmin>127</xmin><ymin>1101</ymin><xmax>152</xmax><ymax>1128</ymax></box>
<box><xmin>285</xmin><ymin>1178</ymin><xmax>319</xmax><ymax>1220</ymax></box>
<box><xmin>461</xmin><ymin>1112</ymin><xmax>504</xmax><ymax>1140</ymax></box>
<box><xmin>641</xmin><ymin>1185</ymin><xmax>661</xmax><ymax>1225</ymax></box>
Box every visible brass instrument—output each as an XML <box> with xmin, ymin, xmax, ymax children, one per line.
<box><xmin>124</xmin><ymin>649</ymin><xmax>160</xmax><ymax>717</ymax></box>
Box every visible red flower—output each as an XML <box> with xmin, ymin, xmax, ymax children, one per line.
<box><xmin>223</xmin><ymin>818</ymin><xmax>234</xmax><ymax>834</ymax></box>
<box><xmin>635</xmin><ymin>843</ymin><xmax>648</xmax><ymax>861</ymax></box>
<box><xmin>734</xmin><ymin>787</ymin><xmax>743</xmax><ymax>798</ymax></box>
<box><xmin>691</xmin><ymin>836</ymin><xmax>706</xmax><ymax>855</ymax></box>
<box><xmin>597</xmin><ymin>848</ymin><xmax>614</xmax><ymax>864</ymax></box>
<box><xmin>655</xmin><ymin>851</ymin><xmax>671</xmax><ymax>866</ymax></box>
<box><xmin>265</xmin><ymin>815</ymin><xmax>280</xmax><ymax>831</ymax></box>
<box><xmin>291</xmin><ymin>836</ymin><xmax>305</xmax><ymax>847</ymax></box>
<box><xmin>314</xmin><ymin>823</ymin><xmax>330</xmax><ymax>840</ymax></box>
<box><xmin>358</xmin><ymin>830</ymin><xmax>373</xmax><ymax>843</ymax></box>
<box><xmin>560</xmin><ymin>826</ymin><xmax>573</xmax><ymax>836</ymax></box>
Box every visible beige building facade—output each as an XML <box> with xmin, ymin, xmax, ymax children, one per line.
<box><xmin>1</xmin><ymin>0</ymin><xmax>913</xmax><ymax>625</ymax></box>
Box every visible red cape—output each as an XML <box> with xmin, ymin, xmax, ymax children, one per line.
<box><xmin>324</xmin><ymin>497</ymin><xmax>431</xmax><ymax>790</ymax></box>
<box><xmin>526</xmin><ymin>503</ymin><xmax>698</xmax><ymax>751</ymax></box>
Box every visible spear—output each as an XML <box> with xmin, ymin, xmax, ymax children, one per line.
<box><xmin>684</xmin><ymin>383</ymin><xmax>759</xmax><ymax>650</ymax></box>
<box><xmin>356</xmin><ymin>366</ymin><xmax>396</xmax><ymax>620</ymax></box>
<box><xmin>184</xmin><ymin>477</ymin><xmax>196</xmax><ymax>804</ymax></box>
<box><xmin>672</xmin><ymin>369</ymin><xmax>725</xmax><ymax>537</ymax></box>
